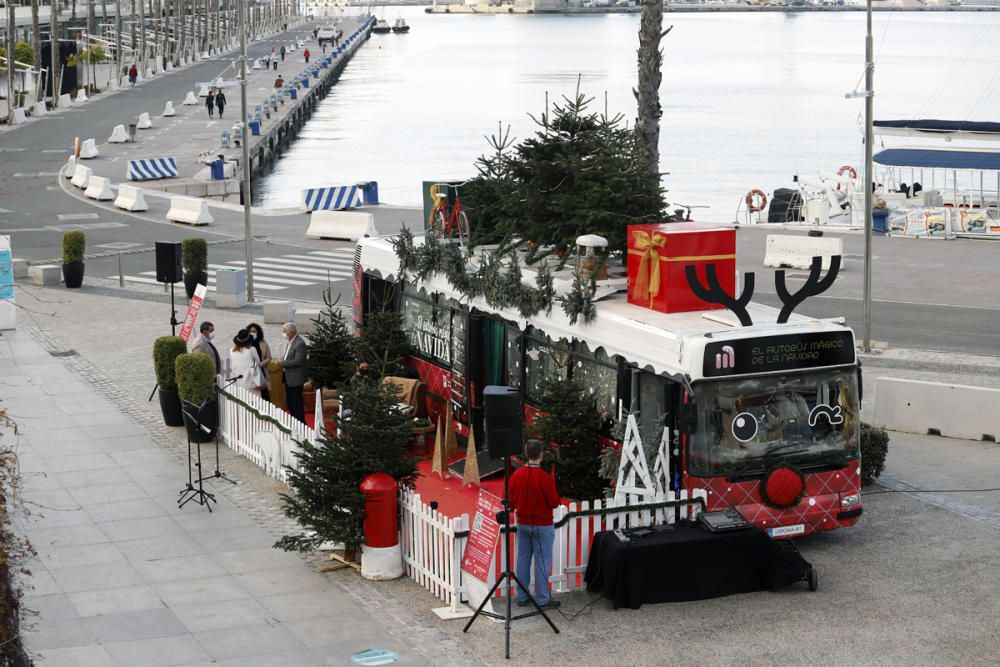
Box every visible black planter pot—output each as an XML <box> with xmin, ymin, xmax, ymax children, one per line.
<box><xmin>184</xmin><ymin>271</ymin><xmax>208</xmax><ymax>299</ymax></box>
<box><xmin>158</xmin><ymin>387</ymin><xmax>184</xmax><ymax>426</ymax></box>
<box><xmin>181</xmin><ymin>398</ymin><xmax>218</xmax><ymax>443</ymax></box>
<box><xmin>62</xmin><ymin>261</ymin><xmax>85</xmax><ymax>288</ymax></box>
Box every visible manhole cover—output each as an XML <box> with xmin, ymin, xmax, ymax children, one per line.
<box><xmin>48</xmin><ymin>350</ymin><xmax>79</xmax><ymax>357</ymax></box>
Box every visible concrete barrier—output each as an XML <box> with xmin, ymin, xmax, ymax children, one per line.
<box><xmin>30</xmin><ymin>265</ymin><xmax>61</xmax><ymax>286</ymax></box>
<box><xmin>58</xmin><ymin>93</ymin><xmax>72</xmax><ymax>109</ymax></box>
<box><xmin>137</xmin><ymin>112</ymin><xmax>152</xmax><ymax>129</ymax></box>
<box><xmin>873</xmin><ymin>377</ymin><xmax>999</xmax><ymax>442</ymax></box>
<box><xmin>109</xmin><ymin>78</ymin><xmax>119</xmax><ymax>91</ymax></box>
<box><xmin>166</xmin><ymin>196</ymin><xmax>213</xmax><ymax>225</ymax></box>
<box><xmin>763</xmin><ymin>234</ymin><xmax>843</xmax><ymax>271</ymax></box>
<box><xmin>293</xmin><ymin>308</ymin><xmax>320</xmax><ymax>336</ymax></box>
<box><xmin>163</xmin><ymin>101</ymin><xmax>176</xmax><ymax>117</ymax></box>
<box><xmin>76</xmin><ymin>88</ymin><xmax>89</xmax><ymax>103</ymax></box>
<box><xmin>128</xmin><ymin>157</ymin><xmax>178</xmax><ymax>181</ymax></box>
<box><xmin>84</xmin><ymin>176</ymin><xmax>115</xmax><ymax>201</ymax></box>
<box><xmin>114</xmin><ymin>184</ymin><xmax>149</xmax><ymax>212</ymax></box>
<box><xmin>198</xmin><ymin>83</ymin><xmax>211</xmax><ymax>97</ymax></box>
<box><xmin>109</xmin><ymin>124</ymin><xmax>130</xmax><ymax>143</ymax></box>
<box><xmin>165</xmin><ymin>61</ymin><xmax>175</xmax><ymax>72</ymax></box>
<box><xmin>79</xmin><ymin>138</ymin><xmax>99</xmax><ymax>159</ymax></box>
<box><xmin>64</xmin><ymin>155</ymin><xmax>76</xmax><ymax>177</ymax></box>
<box><xmin>11</xmin><ymin>108</ymin><xmax>26</xmax><ymax>125</ymax></box>
<box><xmin>306</xmin><ymin>210</ymin><xmax>375</xmax><ymax>242</ymax></box>
<box><xmin>70</xmin><ymin>164</ymin><xmax>92</xmax><ymax>190</ymax></box>
<box><xmin>302</xmin><ymin>185</ymin><xmax>362</xmax><ymax>212</ymax></box>
<box><xmin>182</xmin><ymin>91</ymin><xmax>198</xmax><ymax>105</ymax></box>
<box><xmin>34</xmin><ymin>101</ymin><xmax>48</xmax><ymax>117</ymax></box>
<box><xmin>263</xmin><ymin>301</ymin><xmax>294</xmax><ymax>324</ymax></box>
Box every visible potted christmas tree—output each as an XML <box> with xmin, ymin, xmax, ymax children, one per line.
<box><xmin>181</xmin><ymin>238</ymin><xmax>208</xmax><ymax>299</ymax></box>
<box><xmin>153</xmin><ymin>336</ymin><xmax>188</xmax><ymax>426</ymax></box>
<box><xmin>175</xmin><ymin>352</ymin><xmax>217</xmax><ymax>442</ymax></box>
<box><xmin>61</xmin><ymin>231</ymin><xmax>86</xmax><ymax>288</ymax></box>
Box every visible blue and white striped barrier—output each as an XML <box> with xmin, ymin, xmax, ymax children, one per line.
<box><xmin>302</xmin><ymin>185</ymin><xmax>363</xmax><ymax>212</ymax></box>
<box><xmin>127</xmin><ymin>157</ymin><xmax>179</xmax><ymax>181</ymax></box>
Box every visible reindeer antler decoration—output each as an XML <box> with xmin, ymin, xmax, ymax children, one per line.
<box><xmin>685</xmin><ymin>264</ymin><xmax>755</xmax><ymax>326</ymax></box>
<box><xmin>775</xmin><ymin>255</ymin><xmax>841</xmax><ymax>324</ymax></box>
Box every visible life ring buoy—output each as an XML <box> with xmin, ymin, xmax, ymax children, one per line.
<box><xmin>837</xmin><ymin>165</ymin><xmax>858</xmax><ymax>180</ymax></box>
<box><xmin>73</xmin><ymin>137</ymin><xmax>81</xmax><ymax>159</ymax></box>
<box><xmin>745</xmin><ymin>189</ymin><xmax>767</xmax><ymax>213</ymax></box>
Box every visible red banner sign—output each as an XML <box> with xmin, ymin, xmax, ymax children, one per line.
<box><xmin>461</xmin><ymin>490</ymin><xmax>504</xmax><ymax>582</ymax></box>
<box><xmin>179</xmin><ymin>283</ymin><xmax>208</xmax><ymax>342</ymax></box>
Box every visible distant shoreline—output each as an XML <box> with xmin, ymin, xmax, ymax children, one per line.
<box><xmin>344</xmin><ymin>1</ymin><xmax>1000</xmax><ymax>11</ymax></box>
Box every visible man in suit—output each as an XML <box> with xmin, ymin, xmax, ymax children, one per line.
<box><xmin>189</xmin><ymin>321</ymin><xmax>221</xmax><ymax>376</ymax></box>
<box><xmin>276</xmin><ymin>321</ymin><xmax>307</xmax><ymax>422</ymax></box>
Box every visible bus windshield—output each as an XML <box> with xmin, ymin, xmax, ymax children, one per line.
<box><xmin>688</xmin><ymin>368</ymin><xmax>859</xmax><ymax>476</ymax></box>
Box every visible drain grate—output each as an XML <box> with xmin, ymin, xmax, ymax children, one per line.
<box><xmin>48</xmin><ymin>350</ymin><xmax>79</xmax><ymax>357</ymax></box>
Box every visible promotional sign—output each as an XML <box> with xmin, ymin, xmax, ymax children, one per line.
<box><xmin>461</xmin><ymin>490</ymin><xmax>504</xmax><ymax>583</ymax></box>
<box><xmin>179</xmin><ymin>283</ymin><xmax>208</xmax><ymax>342</ymax></box>
<box><xmin>703</xmin><ymin>331</ymin><xmax>856</xmax><ymax>378</ymax></box>
<box><xmin>0</xmin><ymin>236</ymin><xmax>14</xmax><ymax>330</ymax></box>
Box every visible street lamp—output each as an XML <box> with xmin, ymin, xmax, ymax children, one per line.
<box><xmin>238</xmin><ymin>0</ymin><xmax>255</xmax><ymax>302</ymax></box>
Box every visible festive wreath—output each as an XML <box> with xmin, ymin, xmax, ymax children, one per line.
<box><xmin>760</xmin><ymin>464</ymin><xmax>806</xmax><ymax>509</ymax></box>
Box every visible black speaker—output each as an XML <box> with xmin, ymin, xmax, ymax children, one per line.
<box><xmin>155</xmin><ymin>241</ymin><xmax>183</xmax><ymax>283</ymax></box>
<box><xmin>484</xmin><ymin>386</ymin><xmax>522</xmax><ymax>459</ymax></box>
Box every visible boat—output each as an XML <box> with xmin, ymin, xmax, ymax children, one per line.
<box><xmin>392</xmin><ymin>18</ymin><xmax>410</xmax><ymax>33</ymax></box>
<box><xmin>372</xmin><ymin>19</ymin><xmax>392</xmax><ymax>34</ymax></box>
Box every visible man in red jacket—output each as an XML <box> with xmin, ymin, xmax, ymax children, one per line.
<box><xmin>509</xmin><ymin>439</ymin><xmax>561</xmax><ymax>609</ymax></box>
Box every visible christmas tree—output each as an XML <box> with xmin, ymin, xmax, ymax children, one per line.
<box><xmin>354</xmin><ymin>309</ymin><xmax>409</xmax><ymax>380</ymax></box>
<box><xmin>306</xmin><ymin>289</ymin><xmax>355</xmax><ymax>389</ymax></box>
<box><xmin>532</xmin><ymin>376</ymin><xmax>604</xmax><ymax>502</ymax></box>
<box><xmin>275</xmin><ymin>378</ymin><xmax>419</xmax><ymax>554</ymax></box>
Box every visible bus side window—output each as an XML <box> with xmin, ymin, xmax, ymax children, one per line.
<box><xmin>505</xmin><ymin>325</ymin><xmax>523</xmax><ymax>389</ymax></box>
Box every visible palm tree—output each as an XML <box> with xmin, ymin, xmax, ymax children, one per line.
<box><xmin>635</xmin><ymin>0</ymin><xmax>671</xmax><ymax>177</ymax></box>
<box><xmin>31</xmin><ymin>0</ymin><xmax>41</xmax><ymax>88</ymax></box>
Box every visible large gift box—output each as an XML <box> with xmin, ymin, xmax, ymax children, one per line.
<box><xmin>626</xmin><ymin>222</ymin><xmax>736</xmax><ymax>314</ymax></box>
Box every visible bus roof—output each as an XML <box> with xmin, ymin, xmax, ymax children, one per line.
<box><xmin>357</xmin><ymin>236</ymin><xmax>856</xmax><ymax>381</ymax></box>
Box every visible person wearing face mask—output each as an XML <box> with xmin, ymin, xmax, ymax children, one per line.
<box><xmin>230</xmin><ymin>329</ymin><xmax>264</xmax><ymax>396</ymax></box>
<box><xmin>246</xmin><ymin>322</ymin><xmax>272</xmax><ymax>402</ymax></box>
<box><xmin>190</xmin><ymin>321</ymin><xmax>221</xmax><ymax>376</ymax></box>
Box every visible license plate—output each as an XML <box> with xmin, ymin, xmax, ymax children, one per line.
<box><xmin>768</xmin><ymin>524</ymin><xmax>805</xmax><ymax>538</ymax></box>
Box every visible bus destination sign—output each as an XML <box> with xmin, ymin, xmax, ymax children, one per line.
<box><xmin>703</xmin><ymin>331</ymin><xmax>856</xmax><ymax>377</ymax></box>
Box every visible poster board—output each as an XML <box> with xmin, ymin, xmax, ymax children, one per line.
<box><xmin>0</xmin><ymin>236</ymin><xmax>14</xmax><ymax>330</ymax></box>
<box><xmin>179</xmin><ymin>283</ymin><xmax>208</xmax><ymax>342</ymax></box>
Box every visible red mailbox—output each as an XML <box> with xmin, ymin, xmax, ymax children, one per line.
<box><xmin>361</xmin><ymin>473</ymin><xmax>398</xmax><ymax>549</ymax></box>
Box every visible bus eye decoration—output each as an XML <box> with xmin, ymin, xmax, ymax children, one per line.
<box><xmin>808</xmin><ymin>404</ymin><xmax>844</xmax><ymax>427</ymax></box>
<box><xmin>731</xmin><ymin>412</ymin><xmax>759</xmax><ymax>442</ymax></box>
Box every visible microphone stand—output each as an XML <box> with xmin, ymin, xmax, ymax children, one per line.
<box><xmin>202</xmin><ymin>376</ymin><xmax>241</xmax><ymax>486</ymax></box>
<box><xmin>178</xmin><ymin>400</ymin><xmax>217</xmax><ymax>511</ymax></box>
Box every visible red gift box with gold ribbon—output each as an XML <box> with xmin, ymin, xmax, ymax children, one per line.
<box><xmin>626</xmin><ymin>222</ymin><xmax>736</xmax><ymax>314</ymax></box>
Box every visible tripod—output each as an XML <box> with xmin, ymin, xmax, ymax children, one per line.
<box><xmin>463</xmin><ymin>455</ymin><xmax>558</xmax><ymax>659</ymax></box>
<box><xmin>178</xmin><ymin>404</ymin><xmax>216</xmax><ymax>511</ymax></box>
<box><xmin>199</xmin><ymin>377</ymin><xmax>240</xmax><ymax>487</ymax></box>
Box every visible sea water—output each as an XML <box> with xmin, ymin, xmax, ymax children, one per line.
<box><xmin>256</xmin><ymin>7</ymin><xmax>1000</xmax><ymax>221</ymax></box>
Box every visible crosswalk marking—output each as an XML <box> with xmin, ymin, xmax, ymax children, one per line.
<box><xmin>228</xmin><ymin>260</ymin><xmax>351</xmax><ymax>278</ymax></box>
<box><xmin>207</xmin><ymin>264</ymin><xmax>313</xmax><ymax>286</ymax></box>
<box><xmin>132</xmin><ymin>271</ymin><xmax>288</xmax><ymax>290</ymax></box>
<box><xmin>307</xmin><ymin>249</ymin><xmax>355</xmax><ymax>257</ymax></box>
<box><xmin>276</xmin><ymin>255</ymin><xmax>353</xmax><ymax>269</ymax></box>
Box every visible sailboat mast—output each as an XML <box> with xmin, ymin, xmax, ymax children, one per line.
<box><xmin>862</xmin><ymin>0</ymin><xmax>874</xmax><ymax>353</ymax></box>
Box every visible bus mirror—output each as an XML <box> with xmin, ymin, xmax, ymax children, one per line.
<box><xmin>678</xmin><ymin>403</ymin><xmax>698</xmax><ymax>434</ymax></box>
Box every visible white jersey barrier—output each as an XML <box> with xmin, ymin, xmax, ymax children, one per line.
<box><xmin>163</xmin><ymin>101</ymin><xmax>176</xmax><ymax>117</ymax></box>
<box><xmin>137</xmin><ymin>112</ymin><xmax>152</xmax><ymax>129</ymax></box>
<box><xmin>63</xmin><ymin>155</ymin><xmax>76</xmax><ymax>177</ymax></box>
<box><xmin>874</xmin><ymin>378</ymin><xmax>1000</xmax><ymax>442</ymax></box>
<box><xmin>33</xmin><ymin>102</ymin><xmax>47</xmax><ymax>117</ymax></box>
<box><xmin>11</xmin><ymin>108</ymin><xmax>26</xmax><ymax>125</ymax></box>
<box><xmin>306</xmin><ymin>210</ymin><xmax>374</xmax><ymax>242</ymax></box>
<box><xmin>76</xmin><ymin>88</ymin><xmax>89</xmax><ymax>103</ymax></box>
<box><xmin>58</xmin><ymin>93</ymin><xmax>72</xmax><ymax>108</ymax></box>
<box><xmin>79</xmin><ymin>138</ymin><xmax>99</xmax><ymax>159</ymax></box>
<box><xmin>70</xmin><ymin>165</ymin><xmax>92</xmax><ymax>190</ymax></box>
<box><xmin>166</xmin><ymin>196</ymin><xmax>213</xmax><ymax>225</ymax></box>
<box><xmin>114</xmin><ymin>184</ymin><xmax>149</xmax><ymax>212</ymax></box>
<box><xmin>301</xmin><ymin>184</ymin><xmax>362</xmax><ymax>212</ymax></box>
<box><xmin>109</xmin><ymin>124</ymin><xmax>130</xmax><ymax>143</ymax></box>
<box><xmin>763</xmin><ymin>234</ymin><xmax>843</xmax><ymax>271</ymax></box>
<box><xmin>127</xmin><ymin>157</ymin><xmax>178</xmax><ymax>181</ymax></box>
<box><xmin>84</xmin><ymin>176</ymin><xmax>115</xmax><ymax>201</ymax></box>
<box><xmin>182</xmin><ymin>91</ymin><xmax>198</xmax><ymax>105</ymax></box>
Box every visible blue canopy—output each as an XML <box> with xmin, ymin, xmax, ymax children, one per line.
<box><xmin>873</xmin><ymin>148</ymin><xmax>1000</xmax><ymax>171</ymax></box>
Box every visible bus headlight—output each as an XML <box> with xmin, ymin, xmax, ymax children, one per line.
<box><xmin>841</xmin><ymin>493</ymin><xmax>861</xmax><ymax>507</ymax></box>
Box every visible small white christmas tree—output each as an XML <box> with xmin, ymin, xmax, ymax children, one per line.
<box><xmin>614</xmin><ymin>414</ymin><xmax>656</xmax><ymax>503</ymax></box>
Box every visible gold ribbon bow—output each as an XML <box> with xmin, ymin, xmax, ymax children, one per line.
<box><xmin>631</xmin><ymin>231</ymin><xmax>667</xmax><ymax>307</ymax></box>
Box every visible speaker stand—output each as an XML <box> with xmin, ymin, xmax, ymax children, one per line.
<box><xmin>462</xmin><ymin>455</ymin><xmax>558</xmax><ymax>658</ymax></box>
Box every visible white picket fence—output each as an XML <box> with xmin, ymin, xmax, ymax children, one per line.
<box><xmin>216</xmin><ymin>384</ymin><xmax>318</xmax><ymax>484</ymax></box>
<box><xmin>399</xmin><ymin>487</ymin><xmax>707</xmax><ymax>610</ymax></box>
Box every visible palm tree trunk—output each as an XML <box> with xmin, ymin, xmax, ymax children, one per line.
<box><xmin>50</xmin><ymin>0</ymin><xmax>60</xmax><ymax>100</ymax></box>
<box><xmin>130</xmin><ymin>0</ymin><xmax>137</xmax><ymax>52</ymax></box>
<box><xmin>72</xmin><ymin>0</ymin><xmax>78</xmax><ymax>21</ymax></box>
<box><xmin>636</xmin><ymin>0</ymin><xmax>669</xmax><ymax>177</ymax></box>
<box><xmin>31</xmin><ymin>0</ymin><xmax>41</xmax><ymax>86</ymax></box>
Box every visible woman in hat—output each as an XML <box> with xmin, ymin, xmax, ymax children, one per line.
<box><xmin>245</xmin><ymin>322</ymin><xmax>271</xmax><ymax>401</ymax></box>
<box><xmin>230</xmin><ymin>329</ymin><xmax>264</xmax><ymax>395</ymax></box>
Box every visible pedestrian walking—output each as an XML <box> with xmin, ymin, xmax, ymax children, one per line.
<box><xmin>313</xmin><ymin>26</ymin><xmax>319</xmax><ymax>40</ymax></box>
<box><xmin>303</xmin><ymin>48</ymin><xmax>310</xmax><ymax>64</ymax></box>
<box><xmin>205</xmin><ymin>89</ymin><xmax>215</xmax><ymax>118</ymax></box>
<box><xmin>215</xmin><ymin>90</ymin><xmax>227</xmax><ymax>119</ymax></box>
<box><xmin>230</xmin><ymin>329</ymin><xmax>264</xmax><ymax>397</ymax></box>
<box><xmin>277</xmin><ymin>322</ymin><xmax>308</xmax><ymax>423</ymax></box>
<box><xmin>128</xmin><ymin>64</ymin><xmax>138</xmax><ymax>87</ymax></box>
<box><xmin>280</xmin><ymin>45</ymin><xmax>286</xmax><ymax>61</ymax></box>
<box><xmin>273</xmin><ymin>58</ymin><xmax>278</xmax><ymax>71</ymax></box>
<box><xmin>509</xmin><ymin>440</ymin><xmax>562</xmax><ymax>610</ymax></box>
<box><xmin>322</xmin><ymin>44</ymin><xmax>327</xmax><ymax>55</ymax></box>
<box><xmin>273</xmin><ymin>74</ymin><xmax>284</xmax><ymax>89</ymax></box>
<box><xmin>246</xmin><ymin>322</ymin><xmax>272</xmax><ymax>402</ymax></box>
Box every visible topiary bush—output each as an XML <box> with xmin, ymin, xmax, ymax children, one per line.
<box><xmin>153</xmin><ymin>336</ymin><xmax>188</xmax><ymax>390</ymax></box>
<box><xmin>181</xmin><ymin>238</ymin><xmax>208</xmax><ymax>274</ymax></box>
<box><xmin>175</xmin><ymin>353</ymin><xmax>216</xmax><ymax>405</ymax></box>
<box><xmin>860</xmin><ymin>422</ymin><xmax>889</xmax><ymax>484</ymax></box>
<box><xmin>62</xmin><ymin>231</ymin><xmax>85</xmax><ymax>264</ymax></box>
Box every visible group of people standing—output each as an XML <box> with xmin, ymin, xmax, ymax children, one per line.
<box><xmin>189</xmin><ymin>321</ymin><xmax>308</xmax><ymax>423</ymax></box>
<box><xmin>204</xmin><ymin>89</ymin><xmax>227</xmax><ymax>119</ymax></box>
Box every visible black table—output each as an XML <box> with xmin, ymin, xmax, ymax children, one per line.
<box><xmin>584</xmin><ymin>523</ymin><xmax>812</xmax><ymax>609</ymax></box>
